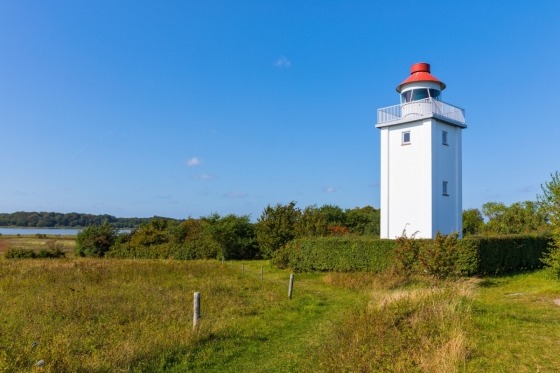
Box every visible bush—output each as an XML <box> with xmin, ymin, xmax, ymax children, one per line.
<box><xmin>75</xmin><ymin>221</ymin><xmax>118</xmax><ymax>257</ymax></box>
<box><xmin>4</xmin><ymin>248</ymin><xmax>36</xmax><ymax>259</ymax></box>
<box><xmin>273</xmin><ymin>237</ymin><xmax>395</xmax><ymax>272</ymax></box>
<box><xmin>418</xmin><ymin>233</ymin><xmax>477</xmax><ymax>278</ymax></box>
<box><xmin>4</xmin><ymin>242</ymin><xmax>65</xmax><ymax>259</ymax></box>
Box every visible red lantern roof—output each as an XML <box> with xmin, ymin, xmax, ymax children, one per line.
<box><xmin>396</xmin><ymin>62</ymin><xmax>446</xmax><ymax>93</ymax></box>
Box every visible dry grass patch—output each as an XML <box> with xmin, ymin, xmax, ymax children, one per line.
<box><xmin>312</xmin><ymin>277</ymin><xmax>475</xmax><ymax>373</ymax></box>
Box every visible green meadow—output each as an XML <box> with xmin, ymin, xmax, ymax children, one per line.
<box><xmin>1</xmin><ymin>236</ymin><xmax>559</xmax><ymax>372</ymax></box>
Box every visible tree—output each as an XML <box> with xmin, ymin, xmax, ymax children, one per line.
<box><xmin>129</xmin><ymin>218</ymin><xmax>175</xmax><ymax>248</ymax></box>
<box><xmin>345</xmin><ymin>206</ymin><xmax>380</xmax><ymax>236</ymax></box>
<box><xmin>462</xmin><ymin>208</ymin><xmax>484</xmax><ymax>236</ymax></box>
<box><xmin>296</xmin><ymin>205</ymin><xmax>329</xmax><ymax>237</ymax></box>
<box><xmin>75</xmin><ymin>221</ymin><xmax>118</xmax><ymax>257</ymax></box>
<box><xmin>482</xmin><ymin>201</ymin><xmax>548</xmax><ymax>235</ymax></box>
<box><xmin>205</xmin><ymin>214</ymin><xmax>258</xmax><ymax>260</ymax></box>
<box><xmin>255</xmin><ymin>202</ymin><xmax>300</xmax><ymax>258</ymax></box>
<box><xmin>538</xmin><ymin>171</ymin><xmax>560</xmax><ymax>277</ymax></box>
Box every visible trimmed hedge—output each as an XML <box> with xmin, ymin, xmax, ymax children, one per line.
<box><xmin>460</xmin><ymin>235</ymin><xmax>551</xmax><ymax>275</ymax></box>
<box><xmin>272</xmin><ymin>237</ymin><xmax>396</xmax><ymax>273</ymax></box>
<box><xmin>273</xmin><ymin>234</ymin><xmax>552</xmax><ymax>276</ymax></box>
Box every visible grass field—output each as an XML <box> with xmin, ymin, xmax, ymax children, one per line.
<box><xmin>0</xmin><ymin>234</ymin><xmax>75</xmax><ymax>256</ymax></box>
<box><xmin>1</xmin><ymin>239</ymin><xmax>560</xmax><ymax>372</ymax></box>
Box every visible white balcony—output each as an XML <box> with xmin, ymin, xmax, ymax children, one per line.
<box><xmin>377</xmin><ymin>98</ymin><xmax>466</xmax><ymax>127</ymax></box>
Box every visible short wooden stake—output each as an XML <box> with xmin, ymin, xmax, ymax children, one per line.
<box><xmin>288</xmin><ymin>273</ymin><xmax>294</xmax><ymax>299</ymax></box>
<box><xmin>260</xmin><ymin>266</ymin><xmax>263</xmax><ymax>282</ymax></box>
<box><xmin>193</xmin><ymin>292</ymin><xmax>201</xmax><ymax>330</ymax></box>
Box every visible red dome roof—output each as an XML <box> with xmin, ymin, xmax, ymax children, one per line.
<box><xmin>396</xmin><ymin>62</ymin><xmax>446</xmax><ymax>93</ymax></box>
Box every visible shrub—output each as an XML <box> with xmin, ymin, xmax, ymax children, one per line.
<box><xmin>39</xmin><ymin>240</ymin><xmax>66</xmax><ymax>258</ymax></box>
<box><xmin>75</xmin><ymin>221</ymin><xmax>118</xmax><ymax>257</ymax></box>
<box><xmin>418</xmin><ymin>233</ymin><xmax>477</xmax><ymax>278</ymax></box>
<box><xmin>392</xmin><ymin>230</ymin><xmax>421</xmax><ymax>277</ymax></box>
<box><xmin>273</xmin><ymin>237</ymin><xmax>395</xmax><ymax>272</ymax></box>
<box><xmin>4</xmin><ymin>248</ymin><xmax>36</xmax><ymax>259</ymax></box>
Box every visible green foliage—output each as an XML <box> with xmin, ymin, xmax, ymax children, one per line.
<box><xmin>418</xmin><ymin>232</ymin><xmax>478</xmax><ymax>278</ymax></box>
<box><xmin>256</xmin><ymin>202</ymin><xmax>300</xmax><ymax>258</ymax></box>
<box><xmin>462</xmin><ymin>208</ymin><xmax>484</xmax><ymax>236</ymax></box>
<box><xmin>129</xmin><ymin>218</ymin><xmax>174</xmax><ymax>248</ymax></box>
<box><xmin>462</xmin><ymin>234</ymin><xmax>551</xmax><ymax>275</ymax></box>
<box><xmin>204</xmin><ymin>214</ymin><xmax>259</xmax><ymax>260</ymax></box>
<box><xmin>392</xmin><ymin>230</ymin><xmax>421</xmax><ymax>277</ymax></box>
<box><xmin>481</xmin><ymin>201</ymin><xmax>548</xmax><ymax>235</ymax></box>
<box><xmin>4</xmin><ymin>240</ymin><xmax>65</xmax><ymax>259</ymax></box>
<box><xmin>107</xmin><ymin>215</ymin><xmax>258</xmax><ymax>260</ymax></box>
<box><xmin>273</xmin><ymin>237</ymin><xmax>395</xmax><ymax>272</ymax></box>
<box><xmin>0</xmin><ymin>211</ymin><xmax>161</xmax><ymax>228</ymax></box>
<box><xmin>4</xmin><ymin>248</ymin><xmax>36</xmax><ymax>259</ymax></box>
<box><xmin>344</xmin><ymin>206</ymin><xmax>380</xmax><ymax>236</ymax></box>
<box><xmin>295</xmin><ymin>205</ymin><xmax>329</xmax><ymax>237</ymax></box>
<box><xmin>538</xmin><ymin>171</ymin><xmax>560</xmax><ymax>277</ymax></box>
<box><xmin>75</xmin><ymin>221</ymin><xmax>119</xmax><ymax>257</ymax></box>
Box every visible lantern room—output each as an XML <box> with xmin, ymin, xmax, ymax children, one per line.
<box><xmin>397</xmin><ymin>62</ymin><xmax>446</xmax><ymax>103</ymax></box>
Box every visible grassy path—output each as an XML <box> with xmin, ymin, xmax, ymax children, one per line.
<box><xmin>180</xmin><ymin>260</ymin><xmax>370</xmax><ymax>372</ymax></box>
<box><xmin>465</xmin><ymin>270</ymin><xmax>560</xmax><ymax>372</ymax></box>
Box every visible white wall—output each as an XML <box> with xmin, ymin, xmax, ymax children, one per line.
<box><xmin>380</xmin><ymin>118</ymin><xmax>463</xmax><ymax>239</ymax></box>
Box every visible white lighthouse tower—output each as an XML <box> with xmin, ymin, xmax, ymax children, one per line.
<box><xmin>376</xmin><ymin>62</ymin><xmax>466</xmax><ymax>239</ymax></box>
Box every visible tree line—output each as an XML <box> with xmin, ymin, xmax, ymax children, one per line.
<box><xmin>0</xmin><ymin>211</ymin><xmax>167</xmax><ymax>228</ymax></box>
<box><xmin>76</xmin><ymin>204</ymin><xmax>380</xmax><ymax>259</ymax></box>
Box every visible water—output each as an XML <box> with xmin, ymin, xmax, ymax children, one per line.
<box><xmin>0</xmin><ymin>227</ymin><xmax>82</xmax><ymax>236</ymax></box>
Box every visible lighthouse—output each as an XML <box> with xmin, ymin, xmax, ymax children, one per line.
<box><xmin>376</xmin><ymin>63</ymin><xmax>466</xmax><ymax>239</ymax></box>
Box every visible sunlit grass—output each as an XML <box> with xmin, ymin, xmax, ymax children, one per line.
<box><xmin>1</xmin><ymin>255</ymin><xmax>560</xmax><ymax>372</ymax></box>
<box><xmin>0</xmin><ymin>235</ymin><xmax>75</xmax><ymax>256</ymax></box>
<box><xmin>0</xmin><ymin>259</ymin><xmax>368</xmax><ymax>372</ymax></box>
<box><xmin>310</xmin><ymin>274</ymin><xmax>475</xmax><ymax>373</ymax></box>
<box><xmin>465</xmin><ymin>269</ymin><xmax>560</xmax><ymax>372</ymax></box>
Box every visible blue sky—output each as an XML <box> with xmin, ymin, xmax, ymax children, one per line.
<box><xmin>1</xmin><ymin>1</ymin><xmax>559</xmax><ymax>220</ymax></box>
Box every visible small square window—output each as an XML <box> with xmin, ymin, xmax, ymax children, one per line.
<box><xmin>402</xmin><ymin>131</ymin><xmax>411</xmax><ymax>145</ymax></box>
<box><xmin>442</xmin><ymin>131</ymin><xmax>448</xmax><ymax>145</ymax></box>
<box><xmin>443</xmin><ymin>181</ymin><xmax>449</xmax><ymax>196</ymax></box>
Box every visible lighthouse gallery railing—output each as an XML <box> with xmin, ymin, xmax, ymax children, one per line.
<box><xmin>377</xmin><ymin>98</ymin><xmax>465</xmax><ymax>125</ymax></box>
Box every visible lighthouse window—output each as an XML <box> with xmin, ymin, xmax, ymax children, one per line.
<box><xmin>443</xmin><ymin>181</ymin><xmax>449</xmax><ymax>196</ymax></box>
<box><xmin>442</xmin><ymin>131</ymin><xmax>448</xmax><ymax>145</ymax></box>
<box><xmin>429</xmin><ymin>89</ymin><xmax>441</xmax><ymax>100</ymax></box>
<box><xmin>411</xmin><ymin>88</ymin><xmax>429</xmax><ymax>101</ymax></box>
<box><xmin>402</xmin><ymin>131</ymin><xmax>411</xmax><ymax>145</ymax></box>
<box><xmin>401</xmin><ymin>91</ymin><xmax>412</xmax><ymax>103</ymax></box>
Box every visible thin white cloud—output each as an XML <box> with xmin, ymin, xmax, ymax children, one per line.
<box><xmin>324</xmin><ymin>186</ymin><xmax>336</xmax><ymax>193</ymax></box>
<box><xmin>186</xmin><ymin>157</ymin><xmax>201</xmax><ymax>167</ymax></box>
<box><xmin>193</xmin><ymin>174</ymin><xmax>215</xmax><ymax>180</ymax></box>
<box><xmin>274</xmin><ymin>55</ymin><xmax>291</xmax><ymax>68</ymax></box>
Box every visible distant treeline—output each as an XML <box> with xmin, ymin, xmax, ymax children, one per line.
<box><xmin>0</xmin><ymin>211</ymin><xmax>175</xmax><ymax>228</ymax></box>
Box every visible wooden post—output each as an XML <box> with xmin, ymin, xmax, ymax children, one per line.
<box><xmin>260</xmin><ymin>266</ymin><xmax>263</xmax><ymax>282</ymax></box>
<box><xmin>242</xmin><ymin>262</ymin><xmax>245</xmax><ymax>274</ymax></box>
<box><xmin>288</xmin><ymin>273</ymin><xmax>294</xmax><ymax>299</ymax></box>
<box><xmin>193</xmin><ymin>292</ymin><xmax>200</xmax><ymax>330</ymax></box>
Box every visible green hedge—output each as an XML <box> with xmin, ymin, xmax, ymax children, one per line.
<box><xmin>273</xmin><ymin>234</ymin><xmax>551</xmax><ymax>275</ymax></box>
<box><xmin>272</xmin><ymin>237</ymin><xmax>396</xmax><ymax>273</ymax></box>
<box><xmin>460</xmin><ymin>235</ymin><xmax>551</xmax><ymax>275</ymax></box>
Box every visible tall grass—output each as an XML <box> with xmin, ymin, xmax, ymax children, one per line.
<box><xmin>311</xmin><ymin>273</ymin><xmax>474</xmax><ymax>373</ymax></box>
<box><xmin>0</xmin><ymin>259</ymin><xmax>369</xmax><ymax>372</ymax></box>
<box><xmin>2</xmin><ymin>257</ymin><xmax>559</xmax><ymax>372</ymax></box>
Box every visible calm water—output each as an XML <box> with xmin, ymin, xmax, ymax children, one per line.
<box><xmin>0</xmin><ymin>227</ymin><xmax>82</xmax><ymax>236</ymax></box>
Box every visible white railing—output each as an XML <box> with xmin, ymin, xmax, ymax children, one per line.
<box><xmin>377</xmin><ymin>98</ymin><xmax>465</xmax><ymax>125</ymax></box>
